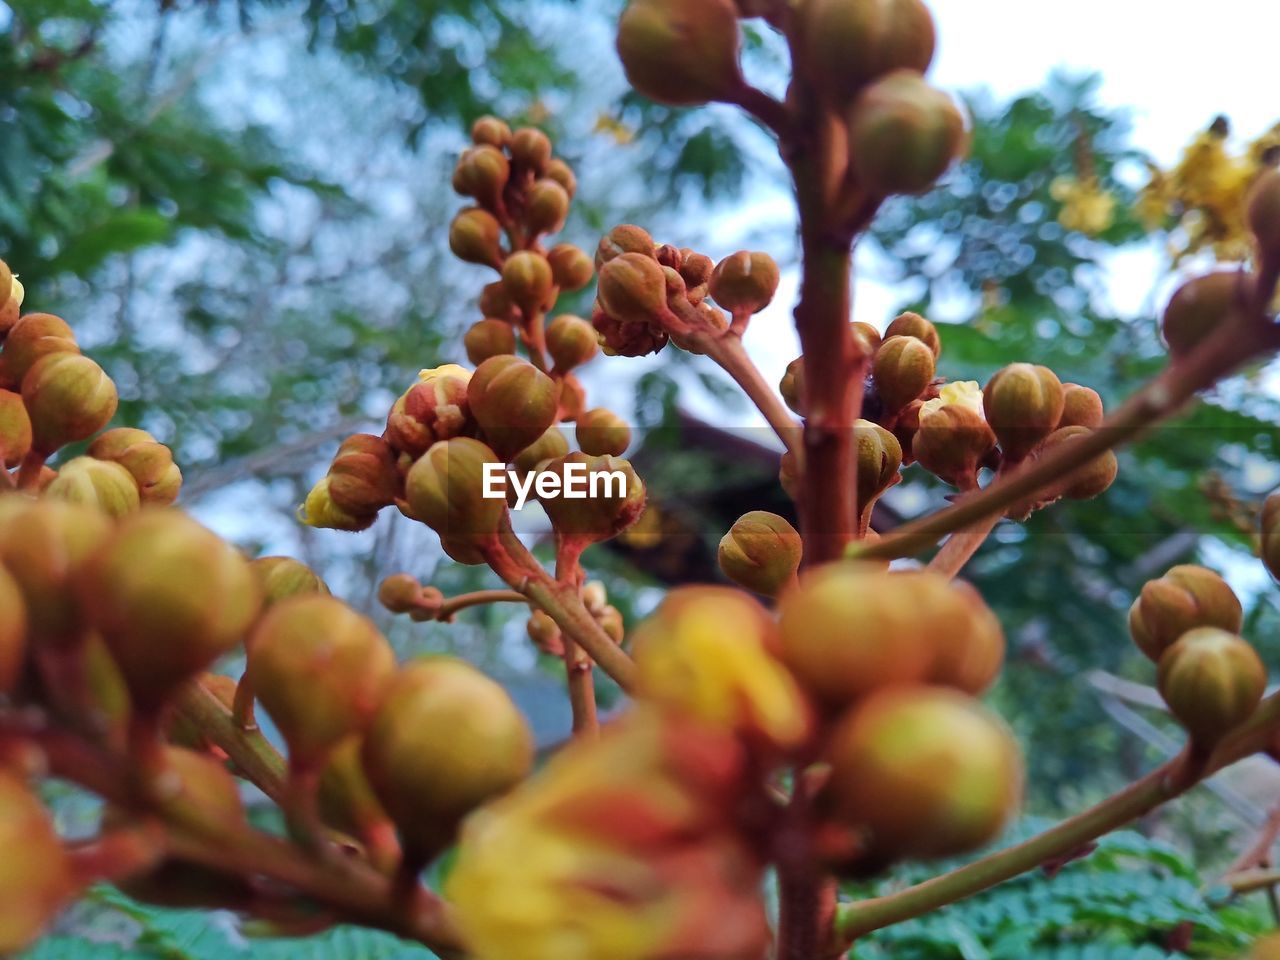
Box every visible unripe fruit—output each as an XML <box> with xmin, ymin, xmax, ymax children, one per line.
<box><xmin>884</xmin><ymin>311</ymin><xmax>940</xmax><ymax>358</ymax></box>
<box><xmin>983</xmin><ymin>363</ymin><xmax>1065</xmax><ymax>462</ymax></box>
<box><xmin>1038</xmin><ymin>426</ymin><xmax>1118</xmax><ymax>500</ymax></box>
<box><xmin>501</xmin><ymin>250</ymin><xmax>555</xmax><ymax>316</ymax></box>
<box><xmin>855</xmin><ymin>418</ymin><xmax>903</xmax><ymax>518</ymax></box>
<box><xmin>0</xmin><ymin>389</ymin><xmax>32</xmax><ymax>467</ymax></box>
<box><xmin>469</xmin><ymin>355</ymin><xmax>560</xmax><ymax>459</ymax></box>
<box><xmin>821</xmin><ymin>687</ymin><xmax>1022</xmax><ymax>860</ymax></box>
<box><xmin>464</xmin><ymin>318</ymin><xmax>517</xmax><ymax>365</ymax></box>
<box><xmin>78</xmin><ymin>510</ymin><xmax>261</xmax><ymax>709</ymax></box>
<box><xmin>595</xmin><ymin>224</ymin><xmax>655</xmax><ymax>269</ymax></box>
<box><xmin>796</xmin><ymin>0</ymin><xmax>935</xmax><ymax>101</ymax></box>
<box><xmin>1247</xmin><ymin>168</ymin><xmax>1280</xmax><ymax>259</ymax></box>
<box><xmin>0</xmin><ymin>566</ymin><xmax>27</xmax><ymax>693</ymax></box>
<box><xmin>361</xmin><ymin>658</ymin><xmax>534</xmax><ymax>859</ymax></box>
<box><xmin>0</xmin><ymin>771</ymin><xmax>75</xmax><ymax>953</ymax></box>
<box><xmin>248</xmin><ymin>596</ymin><xmax>397</xmax><ymax>766</ymax></box>
<box><xmin>849</xmin><ymin>71</ymin><xmax>966</xmax><ymax>197</ymax></box>
<box><xmin>546</xmin><ymin>314</ymin><xmax>599</xmax><ymax>371</ymax></box>
<box><xmin>512</xmin><ymin>425</ymin><xmax>570</xmax><ymax>475</ymax></box>
<box><xmin>616</xmin><ymin>0</ymin><xmax>744</xmax><ymax>107</ymax></box>
<box><xmin>300</xmin><ymin>475</ymin><xmax>376</xmax><ymax>532</ymax></box>
<box><xmin>449</xmin><ymin>207</ymin><xmax>504</xmax><ymax>269</ymax></box>
<box><xmin>872</xmin><ymin>335</ymin><xmax>935</xmax><ymax>415</ymax></box>
<box><xmin>327</xmin><ymin>433</ymin><xmax>398</xmax><ymax>516</ymax></box>
<box><xmin>0</xmin><ymin>313</ymin><xmax>78</xmax><ymax>387</ymax></box>
<box><xmin>404</xmin><ymin>438</ymin><xmax>506</xmax><ymax>563</ymax></box>
<box><xmin>1057</xmin><ymin>382</ymin><xmax>1104</xmax><ymax>429</ymax></box>
<box><xmin>454</xmin><ymin>145</ymin><xmax>510</xmax><ymax>210</ymax></box>
<box><xmin>545</xmin><ymin>158</ymin><xmax>577</xmax><ymax>199</ymax></box>
<box><xmin>471</xmin><ymin>115</ymin><xmax>512</xmax><ymax>148</ymax></box>
<box><xmin>1157</xmin><ymin>627</ymin><xmax>1265</xmax><ymax>746</ymax></box>
<box><xmin>525</xmin><ymin>178</ymin><xmax>570</xmax><ymax>236</ymax></box>
<box><xmin>575</xmin><ymin>407</ymin><xmax>631</xmax><ymax>457</ymax></box>
<box><xmin>546</xmin><ymin>243</ymin><xmax>594</xmax><ymax>291</ymax></box>
<box><xmin>88</xmin><ymin>429</ymin><xmax>182</xmax><ymax>506</ymax></box>
<box><xmin>44</xmin><ymin>456</ymin><xmax>141</xmax><ymax>518</ymax></box>
<box><xmin>539</xmin><ymin>453</ymin><xmax>646</xmax><ymax>543</ymax></box>
<box><xmin>780</xmin><ymin>357</ymin><xmax>804</xmax><ymax>414</ymax></box>
<box><xmin>509</xmin><ymin>127</ymin><xmax>552</xmax><ymax>174</ymax></box>
<box><xmin>249</xmin><ymin>556</ymin><xmax>329</xmax><ymax>606</ymax></box>
<box><xmin>1263</xmin><ymin>491</ymin><xmax>1280</xmax><ymax>583</ymax></box>
<box><xmin>717</xmin><ymin>510</ymin><xmax>801</xmax><ymax>595</ymax></box>
<box><xmin>709</xmin><ymin>251</ymin><xmax>780</xmax><ymax>317</ymax></box>
<box><xmin>1129</xmin><ymin>564</ymin><xmax>1242</xmax><ymax>662</ymax></box>
<box><xmin>1161</xmin><ymin>271</ymin><xmax>1245</xmax><ymax>358</ymax></box>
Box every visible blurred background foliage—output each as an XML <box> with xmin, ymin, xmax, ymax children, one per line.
<box><xmin>3</xmin><ymin>0</ymin><xmax>1280</xmax><ymax>955</ymax></box>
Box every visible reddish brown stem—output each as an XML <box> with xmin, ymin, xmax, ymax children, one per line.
<box><xmin>555</xmin><ymin>545</ymin><xmax>599</xmax><ymax>738</ymax></box>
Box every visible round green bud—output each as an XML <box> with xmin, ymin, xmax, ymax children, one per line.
<box><xmin>44</xmin><ymin>457</ymin><xmax>140</xmax><ymax>518</ymax></box>
<box><xmin>525</xmin><ymin>178</ymin><xmax>570</xmax><ymax>236</ymax></box>
<box><xmin>575</xmin><ymin>407</ymin><xmax>631</xmax><ymax>457</ymax></box>
<box><xmin>249</xmin><ymin>556</ymin><xmax>330</xmax><ymax>607</ymax></box>
<box><xmin>469</xmin><ymin>355</ymin><xmax>560</xmax><ymax>460</ymax></box>
<box><xmin>0</xmin><ymin>313</ymin><xmax>78</xmax><ymax>388</ymax></box>
<box><xmin>616</xmin><ymin>0</ymin><xmax>744</xmax><ymax>106</ymax></box>
<box><xmin>1129</xmin><ymin>564</ymin><xmax>1242</xmax><ymax>662</ymax></box>
<box><xmin>796</xmin><ymin>0</ymin><xmax>935</xmax><ymax>101</ymax></box>
<box><xmin>404</xmin><ymin>438</ymin><xmax>506</xmax><ymax>564</ymax></box>
<box><xmin>983</xmin><ymin>363</ymin><xmax>1065</xmax><ymax>462</ymax></box>
<box><xmin>872</xmin><ymin>335</ymin><xmax>936</xmax><ymax>415</ymax></box>
<box><xmin>545</xmin><ymin>314</ymin><xmax>599</xmax><ymax>371</ymax></box>
<box><xmin>717</xmin><ymin>510</ymin><xmax>801</xmax><ymax>596</ymax></box>
<box><xmin>0</xmin><ymin>388</ymin><xmax>32</xmax><ymax>468</ymax></box>
<box><xmin>21</xmin><ymin>353</ymin><xmax>117</xmax><ymax>455</ymax></box>
<box><xmin>464</xmin><ymin>318</ymin><xmax>518</xmax><ymax>366</ymax></box>
<box><xmin>1158</xmin><ymin>627</ymin><xmax>1265</xmax><ymax>747</ymax></box>
<box><xmin>709</xmin><ymin>250</ymin><xmax>780</xmax><ymax>316</ymax></box>
<box><xmin>848</xmin><ymin>71</ymin><xmax>967</xmax><ymax>197</ymax></box>
<box><xmin>501</xmin><ymin>250</ymin><xmax>555</xmax><ymax>316</ymax></box>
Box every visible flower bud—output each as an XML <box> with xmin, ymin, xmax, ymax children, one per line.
<box><xmin>248</xmin><ymin>596</ymin><xmax>396</xmax><ymax>766</ymax></box>
<box><xmin>510</xmin><ymin>127</ymin><xmax>552</xmax><ymax>174</ymax></box>
<box><xmin>404</xmin><ymin>438</ymin><xmax>506</xmax><ymax>563</ymax></box>
<box><xmin>780</xmin><ymin>357</ymin><xmax>804</xmax><ymax>415</ymax></box>
<box><xmin>913</xmin><ymin>399</ymin><xmax>994</xmax><ymax>489</ymax></box>
<box><xmin>385</xmin><ymin>365</ymin><xmax>472</xmax><ymax>458</ymax></box>
<box><xmin>21</xmin><ymin>353</ymin><xmax>118</xmax><ymax>455</ymax></box>
<box><xmin>0</xmin><ymin>313</ymin><xmax>78</xmax><ymax>388</ymax></box>
<box><xmin>884</xmin><ymin>311</ymin><xmax>939</xmax><ymax>357</ymax></box>
<box><xmin>469</xmin><ymin>355</ymin><xmax>560</xmax><ymax>459</ymax></box>
<box><xmin>0</xmin><ymin>771</ymin><xmax>75</xmax><ymax>953</ymax></box>
<box><xmin>250</xmin><ymin>556</ymin><xmax>329</xmax><ymax>607</ymax></box>
<box><xmin>855</xmin><ymin>418</ymin><xmax>902</xmax><ymax>518</ymax></box>
<box><xmin>983</xmin><ymin>363</ymin><xmax>1065</xmax><ymax>462</ymax></box>
<box><xmin>362</xmin><ymin>657</ymin><xmax>534</xmax><ymax>860</ymax></box>
<box><xmin>557</xmin><ymin>372</ymin><xmax>587</xmax><ymax>420</ymax></box>
<box><xmin>463</xmin><ymin>318</ymin><xmax>517</xmax><ymax>365</ymax></box>
<box><xmin>526</xmin><ymin>609</ymin><xmax>562</xmax><ymax>656</ymax></box>
<box><xmin>545</xmin><ymin>314</ymin><xmax>599</xmax><ymax>371</ymax></box>
<box><xmin>512</xmin><ymin>425</ymin><xmax>570</xmax><ymax>475</ymax></box>
<box><xmin>709</xmin><ymin>251</ymin><xmax>780</xmax><ymax>317</ymax></box>
<box><xmin>88</xmin><ymin>428</ymin><xmax>182</xmax><ymax>505</ymax></box>
<box><xmin>154</xmin><ymin>745</ymin><xmax>246</xmax><ymax>835</ymax></box>
<box><xmin>852</xmin><ymin>320</ymin><xmax>882</xmax><ymax>354</ymax></box>
<box><xmin>779</xmin><ymin>448</ymin><xmax>800</xmax><ymax>500</ymax></box>
<box><xmin>501</xmin><ymin>250</ymin><xmax>555</xmax><ymax>316</ymax></box>
<box><xmin>545</xmin><ymin>158</ymin><xmax>577</xmax><ymax>199</ymax></box>
<box><xmin>1263</xmin><ymin>491</ymin><xmax>1280</xmax><ymax>583</ymax></box>
<box><xmin>1161</xmin><ymin>271</ymin><xmax>1246</xmax><ymax>358</ymax></box>
<box><xmin>327</xmin><ymin>434</ymin><xmax>398</xmax><ymax>516</ymax></box>
<box><xmin>319</xmin><ymin>736</ymin><xmax>399</xmax><ymax>869</ymax></box>
<box><xmin>376</xmin><ymin>573</ymin><xmax>425</xmax><ymax>615</ymax></box>
<box><xmin>680</xmin><ymin>249</ymin><xmax>715</xmax><ymax>290</ymax></box>
<box><xmin>575</xmin><ymin>407</ymin><xmax>631</xmax><ymax>457</ymax></box>
<box><xmin>929</xmin><ymin>580</ymin><xmax>1006</xmax><ymax>695</ymax></box>
<box><xmin>449</xmin><ymin>207</ymin><xmax>504</xmax><ymax>269</ymax></box>
<box><xmin>0</xmin><ymin>566</ymin><xmax>27</xmax><ymax>693</ymax></box>
<box><xmin>1247</xmin><ymin>168</ymin><xmax>1280</xmax><ymax>260</ymax></box>
<box><xmin>820</xmin><ymin>687</ymin><xmax>1022</xmax><ymax>860</ymax></box>
<box><xmin>872</xmin><ymin>334</ymin><xmax>935</xmax><ymax>415</ymax></box>
<box><xmin>848</xmin><ymin>71</ymin><xmax>966</xmax><ymax>197</ymax></box>
<box><xmin>592</xmin><ymin>301</ymin><xmax>669</xmax><ymax>357</ymax></box>
<box><xmin>540</xmin><ymin>453</ymin><xmax>646</xmax><ymax>543</ymax></box>
<box><xmin>616</xmin><ymin>0</ymin><xmax>744</xmax><ymax>106</ymax></box>
<box><xmin>471</xmin><ymin>115</ymin><xmax>512</xmax><ymax>148</ymax></box>
<box><xmin>1057</xmin><ymin>382</ymin><xmax>1104</xmax><ymax>429</ymax></box>
<box><xmin>300</xmin><ymin>475</ymin><xmax>376</xmax><ymax>532</ymax></box>
<box><xmin>717</xmin><ymin>511</ymin><xmax>801</xmax><ymax>596</ymax></box>
<box><xmin>44</xmin><ymin>456</ymin><xmax>140</xmax><ymax>518</ymax></box>
<box><xmin>479</xmin><ymin>280</ymin><xmax>515</xmax><ymax>320</ymax></box>
<box><xmin>796</xmin><ymin>0</ymin><xmax>935</xmax><ymax>100</ymax></box>
<box><xmin>0</xmin><ymin>389</ymin><xmax>32</xmax><ymax>467</ymax></box>
<box><xmin>78</xmin><ymin>510</ymin><xmax>262</xmax><ymax>709</ymax></box>
<box><xmin>454</xmin><ymin>145</ymin><xmax>510</xmax><ymax>210</ymax></box>
<box><xmin>595</xmin><ymin>224</ymin><xmax>655</xmax><ymax>269</ymax></box>
<box><xmin>546</xmin><ymin>243</ymin><xmax>594</xmax><ymax>291</ymax></box>
<box><xmin>1129</xmin><ymin>564</ymin><xmax>1242</xmax><ymax>662</ymax></box>
<box><xmin>525</xmin><ymin>178</ymin><xmax>570</xmax><ymax>236</ymax></box>
<box><xmin>598</xmin><ymin>250</ymin><xmax>672</xmax><ymax>330</ymax></box>
<box><xmin>1038</xmin><ymin>426</ymin><xmax>1117</xmax><ymax>499</ymax></box>
<box><xmin>1157</xmin><ymin>627</ymin><xmax>1265</xmax><ymax>747</ymax></box>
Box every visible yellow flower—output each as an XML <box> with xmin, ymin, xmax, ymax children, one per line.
<box><xmin>594</xmin><ymin>112</ymin><xmax>636</xmax><ymax>145</ymax></box>
<box><xmin>920</xmin><ymin>380</ymin><xmax>982</xmax><ymax>422</ymax></box>
<box><xmin>10</xmin><ymin>275</ymin><xmax>23</xmax><ymax>308</ymax></box>
<box><xmin>417</xmin><ymin>363</ymin><xmax>472</xmax><ymax>384</ymax></box>
<box><xmin>1051</xmin><ymin>176</ymin><xmax>1116</xmax><ymax>236</ymax></box>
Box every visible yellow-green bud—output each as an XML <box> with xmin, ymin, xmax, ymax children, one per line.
<box><xmin>300</xmin><ymin>475</ymin><xmax>376</xmax><ymax>532</ymax></box>
<box><xmin>1057</xmin><ymin>382</ymin><xmax>1104</xmax><ymax>429</ymax></box>
<box><xmin>153</xmin><ymin>745</ymin><xmax>246</xmax><ymax>836</ymax></box>
<box><xmin>464</xmin><ymin>318</ymin><xmax>517</xmax><ymax>365</ymax></box>
<box><xmin>512</xmin><ymin>425</ymin><xmax>571</xmax><ymax>475</ymax></box>
<box><xmin>44</xmin><ymin>456</ymin><xmax>140</xmax><ymax>518</ymax></box>
<box><xmin>471</xmin><ymin>115</ymin><xmax>512</xmax><ymax>149</ymax></box>
<box><xmin>449</xmin><ymin>207</ymin><xmax>504</xmax><ymax>269</ymax></box>
<box><xmin>1157</xmin><ymin>627</ymin><xmax>1265</xmax><ymax>747</ymax></box>
<box><xmin>361</xmin><ymin>657</ymin><xmax>534</xmax><ymax>860</ymax></box>
<box><xmin>780</xmin><ymin>357</ymin><xmax>804</xmax><ymax>415</ymax></box>
<box><xmin>501</xmin><ymin>250</ymin><xmax>555</xmax><ymax>316</ymax></box>
<box><xmin>872</xmin><ymin>335</ymin><xmax>935</xmax><ymax>415</ymax></box>
<box><xmin>21</xmin><ymin>353</ymin><xmax>118</xmax><ymax>455</ymax></box>
<box><xmin>249</xmin><ymin>556</ymin><xmax>330</xmax><ymax>606</ymax></box>
<box><xmin>539</xmin><ymin>452</ymin><xmax>647</xmax><ymax>544</ymax></box>
<box><xmin>248</xmin><ymin>595</ymin><xmax>397</xmax><ymax>766</ymax></box>
<box><xmin>598</xmin><ymin>251</ymin><xmax>670</xmax><ymax>327</ymax></box>
<box><xmin>717</xmin><ymin>510</ymin><xmax>801</xmax><ymax>595</ymax></box>
<box><xmin>855</xmin><ymin>418</ymin><xmax>903</xmax><ymax>518</ymax></box>
<box><xmin>88</xmin><ymin>428</ymin><xmax>182</xmax><ymax>505</ymax></box>
<box><xmin>983</xmin><ymin>363</ymin><xmax>1065</xmax><ymax>462</ymax></box>
<box><xmin>546</xmin><ymin>243</ymin><xmax>594</xmax><ymax>291</ymax></box>
<box><xmin>1247</xmin><ymin>168</ymin><xmax>1280</xmax><ymax>261</ymax></box>
<box><xmin>595</xmin><ymin>224</ymin><xmax>655</xmax><ymax>269</ymax></box>
<box><xmin>404</xmin><ymin>438</ymin><xmax>506</xmax><ymax>563</ymax></box>
<box><xmin>454</xmin><ymin>145</ymin><xmax>510</xmax><ymax>210</ymax></box>
<box><xmin>1263</xmin><ymin>491</ymin><xmax>1280</xmax><ymax>583</ymax></box>
<box><xmin>848</xmin><ymin>71</ymin><xmax>967</xmax><ymax>197</ymax></box>
<box><xmin>1161</xmin><ymin>271</ymin><xmax>1245</xmax><ymax>358</ymax></box>
<box><xmin>0</xmin><ymin>389</ymin><xmax>32</xmax><ymax>467</ymax></box>
<box><xmin>1038</xmin><ymin>426</ymin><xmax>1117</xmax><ymax>500</ymax></box>
<box><xmin>0</xmin><ymin>566</ymin><xmax>27</xmax><ymax>693</ymax></box>
<box><xmin>469</xmin><ymin>355</ymin><xmax>560</xmax><ymax>460</ymax></box>
<box><xmin>525</xmin><ymin>178</ymin><xmax>570</xmax><ymax>236</ymax></box>
<box><xmin>509</xmin><ymin>127</ymin><xmax>552</xmax><ymax>174</ymax></box>
<box><xmin>853</xmin><ymin>320</ymin><xmax>883</xmax><ymax>354</ymax></box>
<box><xmin>1129</xmin><ymin>564</ymin><xmax>1242</xmax><ymax>662</ymax></box>
<box><xmin>575</xmin><ymin>407</ymin><xmax>631</xmax><ymax>457</ymax></box>
<box><xmin>616</xmin><ymin>0</ymin><xmax>744</xmax><ymax>107</ymax></box>
<box><xmin>796</xmin><ymin>0</ymin><xmax>935</xmax><ymax>101</ymax></box>
<box><xmin>0</xmin><ymin>313</ymin><xmax>78</xmax><ymax>388</ymax></box>
<box><xmin>709</xmin><ymin>250</ymin><xmax>780</xmax><ymax>317</ymax></box>
<box><xmin>0</xmin><ymin>771</ymin><xmax>76</xmax><ymax>954</ymax></box>
<box><xmin>884</xmin><ymin>311</ymin><xmax>940</xmax><ymax>358</ymax></box>
<box><xmin>546</xmin><ymin>314</ymin><xmax>599</xmax><ymax>371</ymax></box>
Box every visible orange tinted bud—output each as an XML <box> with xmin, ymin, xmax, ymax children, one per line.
<box><xmin>21</xmin><ymin>353</ymin><xmax>118</xmax><ymax>454</ymax></box>
<box><xmin>1263</xmin><ymin>491</ymin><xmax>1280</xmax><ymax>583</ymax></box>
<box><xmin>820</xmin><ymin>687</ymin><xmax>1022</xmax><ymax>860</ymax></box>
<box><xmin>592</xmin><ymin>301</ymin><xmax>669</xmax><ymax>357</ymax></box>
<box><xmin>0</xmin><ymin>313</ymin><xmax>78</xmax><ymax>387</ymax></box>
<box><xmin>362</xmin><ymin>657</ymin><xmax>534</xmax><ymax>860</ymax></box>
<box><xmin>546</xmin><ymin>243</ymin><xmax>594</xmax><ymax>291</ymax></box>
<box><xmin>929</xmin><ymin>580</ymin><xmax>1005</xmax><ymax>695</ymax></box>
<box><xmin>598</xmin><ymin>250</ymin><xmax>670</xmax><ymax>327</ymax></box>
<box><xmin>250</xmin><ymin>556</ymin><xmax>329</xmax><ymax>606</ymax></box>
<box><xmin>780</xmin><ymin>357</ymin><xmax>804</xmax><ymax>414</ymax></box>
<box><xmin>796</xmin><ymin>0</ymin><xmax>935</xmax><ymax>100</ymax></box>
<box><xmin>848</xmin><ymin>71</ymin><xmax>967</xmax><ymax>197</ymax></box>
<box><xmin>717</xmin><ymin>510</ymin><xmax>801</xmax><ymax>595</ymax></box>
<box><xmin>595</xmin><ymin>224</ymin><xmax>655</xmax><ymax>269</ymax></box>
<box><xmin>0</xmin><ymin>566</ymin><xmax>27</xmax><ymax>693</ymax></box>
<box><xmin>1057</xmin><ymin>382</ymin><xmax>1104</xmax><ymax>429</ymax></box>
<box><xmin>855</xmin><ymin>418</ymin><xmax>902</xmax><ymax>518</ymax></box>
<box><xmin>510</xmin><ymin>127</ymin><xmax>552</xmax><ymax>174</ymax></box>
<box><xmin>872</xmin><ymin>334</ymin><xmax>935</xmax><ymax>414</ymax></box>
<box><xmin>78</xmin><ymin>510</ymin><xmax>261</xmax><ymax>709</ymax></box>
<box><xmin>0</xmin><ymin>388</ymin><xmax>32</xmax><ymax>467</ymax></box>
<box><xmin>853</xmin><ymin>320</ymin><xmax>882</xmax><ymax>353</ymax></box>
<box><xmin>914</xmin><ymin>402</ymin><xmax>994</xmax><ymax>489</ymax></box>
<box><xmin>525</xmin><ymin>178</ymin><xmax>570</xmax><ymax>236</ymax></box>
<box><xmin>44</xmin><ymin>456</ymin><xmax>140</xmax><ymax>518</ymax></box>
<box><xmin>248</xmin><ymin>595</ymin><xmax>396</xmax><ymax>765</ymax></box>
<box><xmin>512</xmin><ymin>425</ymin><xmax>570</xmax><ymax>475</ymax></box>
<box><xmin>1161</xmin><ymin>271</ymin><xmax>1245</xmax><ymax>358</ymax></box>
<box><xmin>1038</xmin><ymin>426</ymin><xmax>1117</xmax><ymax>499</ymax></box>
<box><xmin>478</xmin><ymin>280</ymin><xmax>515</xmax><ymax>320</ymax></box>
<box><xmin>464</xmin><ymin>318</ymin><xmax>517</xmax><ymax>365</ymax></box>
<box><xmin>1158</xmin><ymin>627</ymin><xmax>1265</xmax><ymax>746</ymax></box>
<box><xmin>709</xmin><ymin>251</ymin><xmax>780</xmax><ymax>317</ymax></box>
<box><xmin>385</xmin><ymin>364</ymin><xmax>471</xmax><ymax>457</ymax></box>
<box><xmin>501</xmin><ymin>250</ymin><xmax>555</xmax><ymax>316</ymax></box>
<box><xmin>545</xmin><ymin>314</ymin><xmax>599</xmax><ymax>370</ymax></box>
<box><xmin>404</xmin><ymin>438</ymin><xmax>506</xmax><ymax>563</ymax></box>
<box><xmin>526</xmin><ymin>609</ymin><xmax>563</xmax><ymax>656</ymax></box>
<box><xmin>300</xmin><ymin>475</ymin><xmax>376</xmax><ymax>532</ymax></box>
<box><xmin>557</xmin><ymin>372</ymin><xmax>587</xmax><ymax>420</ymax></box>
<box><xmin>575</xmin><ymin>407</ymin><xmax>631</xmax><ymax>457</ymax></box>
<box><xmin>155</xmin><ymin>746</ymin><xmax>246</xmax><ymax>835</ymax></box>
<box><xmin>539</xmin><ymin>453</ymin><xmax>646</xmax><ymax>543</ymax></box>
<box><xmin>328</xmin><ymin>433</ymin><xmax>398</xmax><ymax>516</ymax></box>
<box><xmin>471</xmin><ymin>115</ymin><xmax>512</xmax><ymax>148</ymax></box>
<box><xmin>983</xmin><ymin>363</ymin><xmax>1064</xmax><ymax>461</ymax></box>
<box><xmin>0</xmin><ymin>771</ymin><xmax>75</xmax><ymax>953</ymax></box>
<box><xmin>1129</xmin><ymin>564</ymin><xmax>1242</xmax><ymax>662</ymax></box>
<box><xmin>454</xmin><ymin>145</ymin><xmax>510</xmax><ymax>210</ymax></box>
<box><xmin>884</xmin><ymin>311</ymin><xmax>940</xmax><ymax>358</ymax></box>
<box><xmin>545</xmin><ymin>158</ymin><xmax>578</xmax><ymax>199</ymax></box>
<box><xmin>89</xmin><ymin>429</ymin><xmax>182</xmax><ymax>505</ymax></box>
<box><xmin>1247</xmin><ymin>168</ymin><xmax>1280</xmax><ymax>260</ymax></box>
<box><xmin>616</xmin><ymin>0</ymin><xmax>744</xmax><ymax>106</ymax></box>
<box><xmin>377</xmin><ymin>573</ymin><xmax>427</xmax><ymax>614</ymax></box>
<box><xmin>449</xmin><ymin>207</ymin><xmax>504</xmax><ymax>269</ymax></box>
<box><xmin>469</xmin><ymin>355</ymin><xmax>560</xmax><ymax>459</ymax></box>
